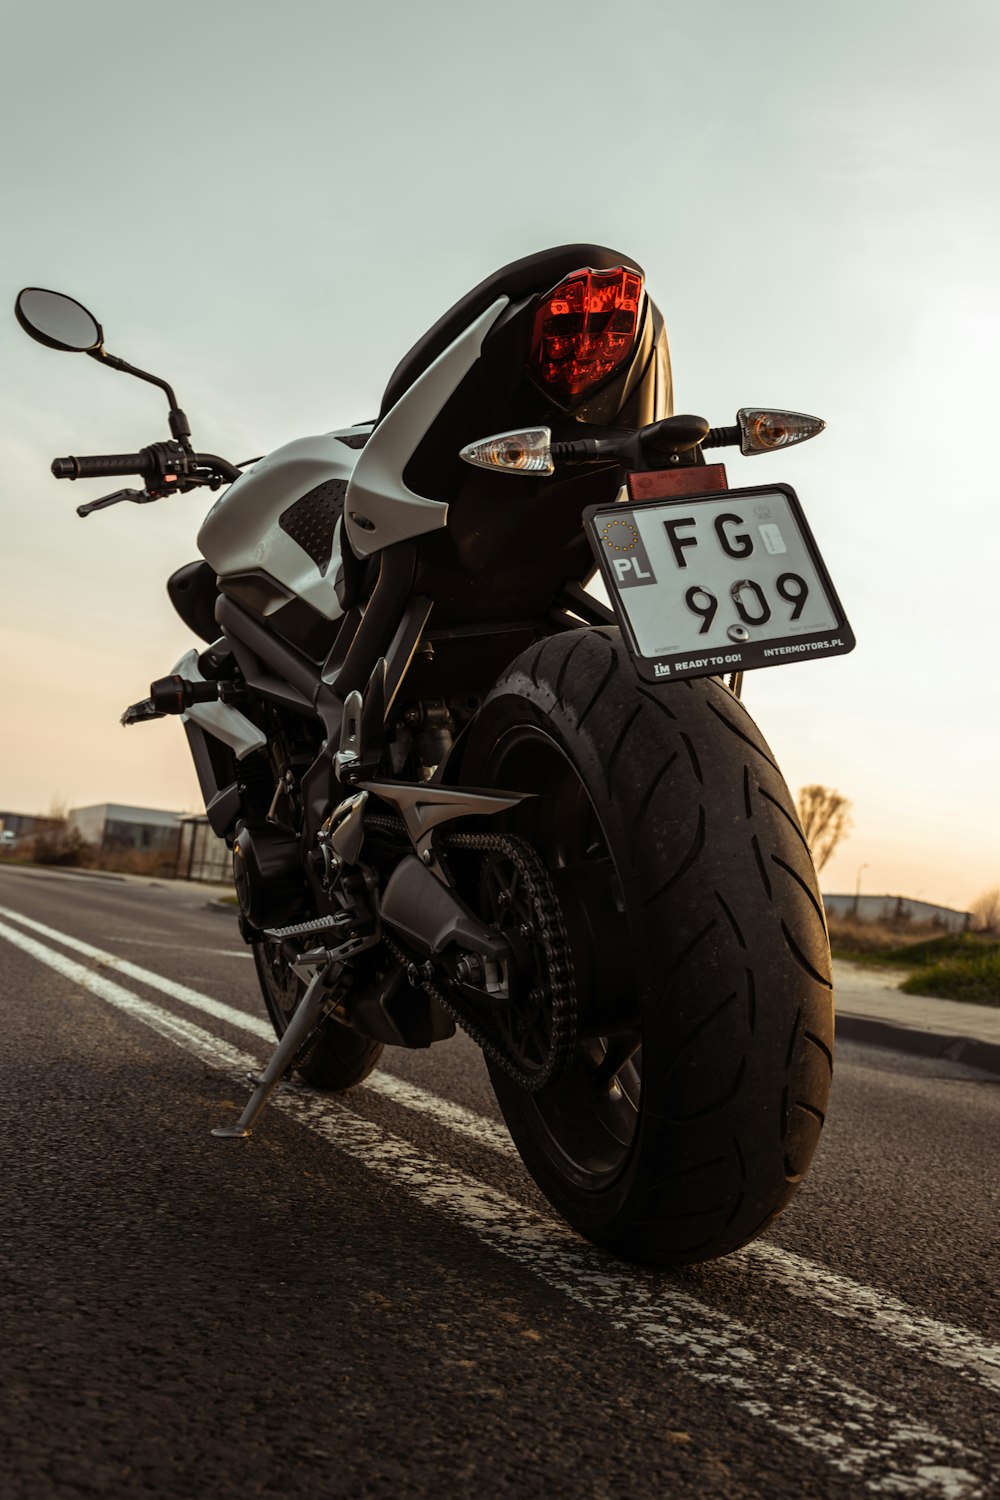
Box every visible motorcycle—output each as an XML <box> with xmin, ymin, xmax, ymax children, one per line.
<box><xmin>15</xmin><ymin>245</ymin><xmax>853</xmax><ymax>1266</ymax></box>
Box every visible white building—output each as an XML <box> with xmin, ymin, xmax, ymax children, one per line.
<box><xmin>69</xmin><ymin>803</ymin><xmax>182</xmax><ymax>861</ymax></box>
<box><xmin>822</xmin><ymin>893</ymin><xmax>971</xmax><ymax>932</ymax></box>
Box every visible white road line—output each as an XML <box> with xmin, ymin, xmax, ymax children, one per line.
<box><xmin>0</xmin><ymin>919</ymin><xmax>253</xmax><ymax>1074</ymax></box>
<box><xmin>366</xmin><ymin>1079</ymin><xmax>1000</xmax><ymax>1398</ymax></box>
<box><xmin>0</xmin><ymin>903</ymin><xmax>274</xmax><ymax>1037</ymax></box>
<box><xmin>0</xmin><ymin>916</ymin><xmax>986</xmax><ymax>1500</ymax></box>
<box><xmin>112</xmin><ymin>938</ymin><xmax>252</xmax><ymax>958</ymax></box>
<box><xmin>740</xmin><ymin>1242</ymin><xmax>1000</xmax><ymax>1396</ymax></box>
<box><xmin>3</xmin><ymin>901</ymin><xmax>1000</xmax><ymax>1399</ymax></box>
<box><xmin>368</xmin><ymin>1070</ymin><xmax>514</xmax><ymax>1155</ymax></box>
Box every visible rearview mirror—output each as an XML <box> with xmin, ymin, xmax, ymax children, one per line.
<box><xmin>15</xmin><ymin>287</ymin><xmax>103</xmax><ymax>353</ymax></box>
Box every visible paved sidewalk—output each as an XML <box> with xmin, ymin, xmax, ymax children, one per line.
<box><xmin>834</xmin><ymin>959</ymin><xmax>1000</xmax><ymax>1074</ymax></box>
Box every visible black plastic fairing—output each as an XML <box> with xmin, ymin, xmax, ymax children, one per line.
<box><xmin>379</xmin><ymin>244</ymin><xmax>644</xmax><ymax>420</ymax></box>
<box><xmin>216</xmin><ymin>595</ymin><xmax>319</xmax><ymax>713</ymax></box>
<box><xmin>182</xmin><ymin>719</ymin><xmax>241</xmax><ymax>837</ymax></box>
<box><xmin>168</xmin><ymin>561</ymin><xmax>221</xmax><ymax>644</ymax></box>
<box><xmin>217</xmin><ymin>570</ymin><xmax>346</xmax><ymax>664</ymax></box>
<box><xmin>398</xmin><ymin>287</ymin><xmax>671</xmax><ymax>631</ymax></box>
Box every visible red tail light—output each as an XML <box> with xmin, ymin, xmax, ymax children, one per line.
<box><xmin>529</xmin><ymin>266</ymin><xmax>644</xmax><ymax>402</ymax></box>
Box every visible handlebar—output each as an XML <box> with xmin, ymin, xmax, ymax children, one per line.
<box><xmin>51</xmin><ymin>444</ymin><xmax>241</xmax><ymax>488</ymax></box>
<box><xmin>52</xmin><ymin>452</ymin><xmax>152</xmax><ymax>480</ymax></box>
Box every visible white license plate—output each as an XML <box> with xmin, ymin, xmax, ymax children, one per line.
<box><xmin>585</xmin><ymin>483</ymin><xmax>854</xmax><ymax>682</ymax></box>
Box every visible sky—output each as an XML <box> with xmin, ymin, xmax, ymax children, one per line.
<box><xmin>1</xmin><ymin>0</ymin><xmax>998</xmax><ymax>911</ymax></box>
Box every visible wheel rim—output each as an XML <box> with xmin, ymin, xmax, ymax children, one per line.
<box><xmin>478</xmin><ymin>848</ymin><xmax>557</xmax><ymax>1074</ymax></box>
<box><xmin>476</xmin><ymin>721</ymin><xmax>642</xmax><ymax>1191</ymax></box>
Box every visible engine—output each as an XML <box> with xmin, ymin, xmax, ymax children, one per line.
<box><xmin>231</xmin><ymin>819</ymin><xmax>309</xmax><ymax>930</ymax></box>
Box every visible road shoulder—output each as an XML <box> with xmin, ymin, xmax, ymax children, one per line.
<box><xmin>834</xmin><ymin>959</ymin><xmax>1000</xmax><ymax>1075</ymax></box>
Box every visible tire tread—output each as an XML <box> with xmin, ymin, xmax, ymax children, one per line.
<box><xmin>462</xmin><ymin>627</ymin><xmax>834</xmax><ymax>1266</ymax></box>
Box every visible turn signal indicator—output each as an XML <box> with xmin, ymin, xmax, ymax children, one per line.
<box><xmin>459</xmin><ymin>427</ymin><xmax>554</xmax><ymax>475</ymax></box>
<box><xmin>737</xmin><ymin>408</ymin><xmax>825</xmax><ymax>455</ymax></box>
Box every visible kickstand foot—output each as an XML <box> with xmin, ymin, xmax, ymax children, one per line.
<box><xmin>211</xmin><ymin>964</ymin><xmax>333</xmax><ymax>1138</ymax></box>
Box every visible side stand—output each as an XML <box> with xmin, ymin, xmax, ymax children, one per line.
<box><xmin>211</xmin><ymin>961</ymin><xmax>334</xmax><ymax>1138</ymax></box>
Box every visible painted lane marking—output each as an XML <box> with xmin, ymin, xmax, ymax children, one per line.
<box><xmin>365</xmin><ymin>1079</ymin><xmax>1000</xmax><ymax>1398</ymax></box>
<box><xmin>361</xmin><ymin>1070</ymin><xmax>515</xmax><ymax>1156</ymax></box>
<box><xmin>0</xmin><ymin>903</ymin><xmax>514</xmax><ymax>1154</ymax></box>
<box><xmin>0</xmin><ymin>903</ymin><xmax>273</xmax><ymax>1036</ymax></box>
<box><xmin>0</xmin><ymin>915</ymin><xmax>986</xmax><ymax>1500</ymax></box>
<box><xmin>276</xmin><ymin>1099</ymin><xmax>987</xmax><ymax>1500</ymax></box>
<box><xmin>0</xmin><ymin>902</ymin><xmax>514</xmax><ymax>1147</ymax></box>
<box><xmin>111</xmin><ymin>938</ymin><xmax>252</xmax><ymax>958</ymax></box>
<box><xmin>0</xmin><ymin>918</ymin><xmax>254</xmax><ymax>1073</ymax></box>
<box><xmin>739</xmin><ymin>1242</ymin><xmax>1000</xmax><ymax>1396</ymax></box>
<box><xmin>3</xmin><ymin>902</ymin><xmax>1000</xmax><ymax>1399</ymax></box>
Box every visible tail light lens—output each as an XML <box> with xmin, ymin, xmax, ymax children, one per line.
<box><xmin>529</xmin><ymin>266</ymin><xmax>644</xmax><ymax>403</ymax></box>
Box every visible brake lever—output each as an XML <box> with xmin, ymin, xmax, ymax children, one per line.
<box><xmin>77</xmin><ymin>487</ymin><xmax>159</xmax><ymax>518</ymax></box>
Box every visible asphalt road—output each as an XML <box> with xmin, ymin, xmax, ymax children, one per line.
<box><xmin>1</xmin><ymin>865</ymin><xmax>998</xmax><ymax>1500</ymax></box>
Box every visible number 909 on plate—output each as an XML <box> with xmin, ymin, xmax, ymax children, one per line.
<box><xmin>584</xmin><ymin>483</ymin><xmax>855</xmax><ymax>683</ymax></box>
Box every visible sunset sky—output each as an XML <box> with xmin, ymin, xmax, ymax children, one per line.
<box><xmin>1</xmin><ymin>0</ymin><xmax>998</xmax><ymax>911</ymax></box>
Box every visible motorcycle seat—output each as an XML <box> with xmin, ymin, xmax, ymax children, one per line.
<box><xmin>377</xmin><ymin>242</ymin><xmax>643</xmax><ymax>420</ymax></box>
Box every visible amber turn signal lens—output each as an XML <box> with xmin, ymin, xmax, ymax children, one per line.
<box><xmin>737</xmin><ymin>408</ymin><xmax>826</xmax><ymax>455</ymax></box>
<box><xmin>459</xmin><ymin>426</ymin><xmax>555</xmax><ymax>476</ymax></box>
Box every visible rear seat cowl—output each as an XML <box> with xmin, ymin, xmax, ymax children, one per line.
<box><xmin>377</xmin><ymin>243</ymin><xmax>643</xmax><ymax>421</ymax></box>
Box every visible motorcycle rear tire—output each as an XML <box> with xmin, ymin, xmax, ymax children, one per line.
<box><xmin>461</xmin><ymin>627</ymin><xmax>834</xmax><ymax>1267</ymax></box>
<box><xmin>252</xmin><ymin>940</ymin><xmax>383</xmax><ymax>1092</ymax></box>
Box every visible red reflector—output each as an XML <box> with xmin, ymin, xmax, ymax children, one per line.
<box><xmin>530</xmin><ymin>266</ymin><xmax>644</xmax><ymax>402</ymax></box>
<box><xmin>626</xmin><ymin>465</ymin><xmax>729</xmax><ymax>502</ymax></box>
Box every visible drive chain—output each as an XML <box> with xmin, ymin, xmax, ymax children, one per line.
<box><xmin>367</xmin><ymin>816</ymin><xmax>577</xmax><ymax>1092</ymax></box>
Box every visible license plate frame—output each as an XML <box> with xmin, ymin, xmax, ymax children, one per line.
<box><xmin>584</xmin><ymin>481</ymin><xmax>855</xmax><ymax>683</ymax></box>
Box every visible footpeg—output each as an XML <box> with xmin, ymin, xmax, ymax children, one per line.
<box><xmin>263</xmin><ymin>912</ymin><xmax>353</xmax><ymax>940</ymax></box>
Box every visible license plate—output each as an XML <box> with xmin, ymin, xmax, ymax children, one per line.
<box><xmin>584</xmin><ymin>482</ymin><xmax>854</xmax><ymax>683</ymax></box>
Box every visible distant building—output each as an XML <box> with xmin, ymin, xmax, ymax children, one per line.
<box><xmin>0</xmin><ymin>810</ymin><xmax>63</xmax><ymax>848</ymax></box>
<box><xmin>177</xmin><ymin>815</ymin><xmax>231</xmax><ymax>884</ymax></box>
<box><xmin>69</xmin><ymin>803</ymin><xmax>182</xmax><ymax>866</ymax></box>
<box><xmin>823</xmin><ymin>893</ymin><xmax>971</xmax><ymax>932</ymax></box>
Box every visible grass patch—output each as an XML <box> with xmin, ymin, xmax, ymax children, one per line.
<box><xmin>900</xmin><ymin>944</ymin><xmax>1000</xmax><ymax>1007</ymax></box>
<box><xmin>828</xmin><ymin>913</ymin><xmax>1000</xmax><ymax>1005</ymax></box>
<box><xmin>827</xmin><ymin>914</ymin><xmax>939</xmax><ymax>964</ymax></box>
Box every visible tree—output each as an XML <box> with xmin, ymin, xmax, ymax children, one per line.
<box><xmin>970</xmin><ymin>887</ymin><xmax>1000</xmax><ymax>934</ymax></box>
<box><xmin>796</xmin><ymin>785</ymin><xmax>852</xmax><ymax>873</ymax></box>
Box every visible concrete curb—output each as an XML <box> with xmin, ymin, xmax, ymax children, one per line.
<box><xmin>837</xmin><ymin>1013</ymin><xmax>1000</xmax><ymax>1077</ymax></box>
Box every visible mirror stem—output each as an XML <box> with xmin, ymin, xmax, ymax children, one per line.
<box><xmin>86</xmin><ymin>347</ymin><xmax>194</xmax><ymax>455</ymax></box>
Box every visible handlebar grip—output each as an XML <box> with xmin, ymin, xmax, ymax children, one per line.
<box><xmin>51</xmin><ymin>453</ymin><xmax>150</xmax><ymax>480</ymax></box>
